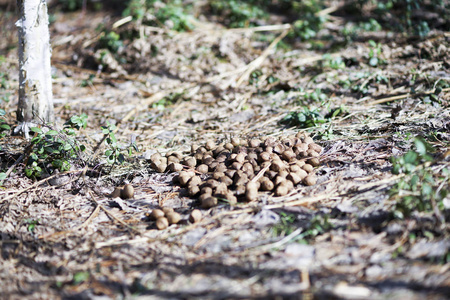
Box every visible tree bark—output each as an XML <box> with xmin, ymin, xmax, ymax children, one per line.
<box><xmin>15</xmin><ymin>0</ymin><xmax>54</xmax><ymax>138</ymax></box>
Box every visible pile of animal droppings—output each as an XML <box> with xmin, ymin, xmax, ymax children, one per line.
<box><xmin>148</xmin><ymin>132</ymin><xmax>322</xmax><ymax>208</ymax></box>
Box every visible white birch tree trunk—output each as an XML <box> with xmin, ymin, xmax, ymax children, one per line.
<box><xmin>15</xmin><ymin>0</ymin><xmax>54</xmax><ymax>138</ymax></box>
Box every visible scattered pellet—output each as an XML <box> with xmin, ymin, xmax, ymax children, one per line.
<box><xmin>166</xmin><ymin>212</ymin><xmax>181</xmax><ymax>224</ymax></box>
<box><xmin>150</xmin><ymin>209</ymin><xmax>165</xmax><ymax>220</ymax></box>
<box><xmin>156</xmin><ymin>217</ymin><xmax>169</xmax><ymax>230</ymax></box>
<box><xmin>189</xmin><ymin>209</ymin><xmax>202</xmax><ymax>223</ymax></box>
<box><xmin>120</xmin><ymin>184</ymin><xmax>134</xmax><ymax>199</ymax></box>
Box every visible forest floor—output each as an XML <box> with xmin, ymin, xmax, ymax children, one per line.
<box><xmin>0</xmin><ymin>2</ymin><xmax>449</xmax><ymax>299</ymax></box>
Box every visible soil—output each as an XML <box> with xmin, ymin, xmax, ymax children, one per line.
<box><xmin>0</xmin><ymin>2</ymin><xmax>449</xmax><ymax>299</ymax></box>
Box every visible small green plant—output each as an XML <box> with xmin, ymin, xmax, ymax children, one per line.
<box><xmin>290</xmin><ymin>1</ymin><xmax>327</xmax><ymax>40</ymax></box>
<box><xmin>101</xmin><ymin>121</ymin><xmax>138</xmax><ymax>165</ymax></box>
<box><xmin>25</xmin><ymin>218</ymin><xmax>40</xmax><ymax>233</ymax></box>
<box><xmin>301</xmin><ymin>214</ymin><xmax>333</xmax><ymax>239</ymax></box>
<box><xmin>302</xmin><ymin>88</ymin><xmax>327</xmax><ymax>103</ymax></box>
<box><xmin>155</xmin><ymin>3</ymin><xmax>195</xmax><ymax>31</ymax></box>
<box><xmin>80</xmin><ymin>74</ymin><xmax>95</xmax><ymax>88</ymax></box>
<box><xmin>125</xmin><ymin>0</ymin><xmax>195</xmax><ymax>31</ymax></box>
<box><xmin>343</xmin><ymin>71</ymin><xmax>389</xmax><ymax>95</ymax></box>
<box><xmin>249</xmin><ymin>70</ymin><xmax>263</xmax><ymax>86</ymax></box>
<box><xmin>341</xmin><ymin>19</ymin><xmax>382</xmax><ymax>42</ymax></box>
<box><xmin>325</xmin><ymin>104</ymin><xmax>348</xmax><ymax>119</ymax></box>
<box><xmin>0</xmin><ymin>109</ymin><xmax>10</xmax><ymax>140</ymax></box>
<box><xmin>346</xmin><ymin>0</ymin><xmax>445</xmax><ymax>37</ymax></box>
<box><xmin>272</xmin><ymin>212</ymin><xmax>296</xmax><ymax>236</ymax></box>
<box><xmin>152</xmin><ymin>92</ymin><xmax>185</xmax><ymax>111</ymax></box>
<box><xmin>272</xmin><ymin>213</ymin><xmax>334</xmax><ymax>244</ymax></box>
<box><xmin>101</xmin><ymin>122</ymin><xmax>124</xmax><ymax>165</ymax></box>
<box><xmin>421</xmin><ymin>87</ymin><xmax>443</xmax><ymax>106</ymax></box>
<box><xmin>367</xmin><ymin>40</ymin><xmax>384</xmax><ymax>67</ymax></box>
<box><xmin>210</xmin><ymin>0</ymin><xmax>267</xmax><ymax>28</ymax></box>
<box><xmin>281</xmin><ymin>107</ymin><xmax>326</xmax><ymax>128</ymax></box>
<box><xmin>323</xmin><ymin>54</ymin><xmax>346</xmax><ymax>70</ymax></box>
<box><xmin>72</xmin><ymin>271</ymin><xmax>90</xmax><ymax>285</ymax></box>
<box><xmin>389</xmin><ymin>137</ymin><xmax>448</xmax><ymax>220</ymax></box>
<box><xmin>98</xmin><ymin>31</ymin><xmax>123</xmax><ymax>53</ymax></box>
<box><xmin>390</xmin><ymin>138</ymin><xmax>433</xmax><ymax>175</ymax></box>
<box><xmin>0</xmin><ymin>72</ymin><xmax>10</xmax><ymax>90</ymax></box>
<box><xmin>24</xmin><ymin>114</ymin><xmax>87</xmax><ymax>178</ymax></box>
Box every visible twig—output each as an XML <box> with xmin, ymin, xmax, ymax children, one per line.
<box><xmin>366</xmin><ymin>87</ymin><xmax>450</xmax><ymax>106</ymax></box>
<box><xmin>87</xmin><ymin>190</ymin><xmax>140</xmax><ymax>233</ymax></box>
<box><xmin>236</xmin><ymin>26</ymin><xmax>291</xmax><ymax>87</ymax></box>
<box><xmin>0</xmin><ymin>168</ymin><xmax>86</xmax><ymax>204</ymax></box>
<box><xmin>74</xmin><ymin>203</ymin><xmax>101</xmax><ymax>230</ymax></box>
<box><xmin>38</xmin><ymin>203</ymin><xmax>100</xmax><ymax>240</ymax></box>
<box><xmin>0</xmin><ymin>154</ymin><xmax>24</xmax><ymax>185</ymax></box>
<box><xmin>227</xmin><ymin>23</ymin><xmax>291</xmax><ymax>33</ymax></box>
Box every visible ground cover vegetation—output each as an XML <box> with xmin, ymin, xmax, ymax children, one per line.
<box><xmin>0</xmin><ymin>0</ymin><xmax>449</xmax><ymax>298</ymax></box>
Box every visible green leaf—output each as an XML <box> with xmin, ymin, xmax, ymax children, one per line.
<box><xmin>414</xmin><ymin>138</ymin><xmax>427</xmax><ymax>155</ymax></box>
<box><xmin>0</xmin><ymin>172</ymin><xmax>7</xmax><ymax>180</ymax></box>
<box><xmin>410</xmin><ymin>174</ymin><xmax>419</xmax><ymax>188</ymax></box>
<box><xmin>421</xmin><ymin>183</ymin><xmax>433</xmax><ymax>197</ymax></box>
<box><xmin>73</xmin><ymin>271</ymin><xmax>90</xmax><ymax>284</ymax></box>
<box><xmin>31</xmin><ymin>127</ymin><xmax>43</xmax><ymax>134</ymax></box>
<box><xmin>46</xmin><ymin>130</ymin><xmax>58</xmax><ymax>136</ymax></box>
<box><xmin>404</xmin><ymin>151</ymin><xmax>418</xmax><ymax>165</ymax></box>
<box><xmin>0</xmin><ymin>109</ymin><xmax>5</xmax><ymax>116</ymax></box>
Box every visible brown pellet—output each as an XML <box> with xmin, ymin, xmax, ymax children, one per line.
<box><xmin>271</xmin><ymin>160</ymin><xmax>286</xmax><ymax>172</ymax></box>
<box><xmin>166</xmin><ymin>212</ymin><xmax>181</xmax><ymax>224</ymax></box>
<box><xmin>303</xmin><ymin>174</ymin><xmax>317</xmax><ymax>186</ymax></box>
<box><xmin>167</xmin><ymin>155</ymin><xmax>180</xmax><ymax>164</ymax></box>
<box><xmin>260</xmin><ymin>177</ymin><xmax>274</xmax><ymax>191</ymax></box>
<box><xmin>205</xmin><ymin>140</ymin><xmax>216</xmax><ymax>151</ymax></box>
<box><xmin>201</xmin><ymin>196</ymin><xmax>218</xmax><ymax>209</ymax></box>
<box><xmin>307</xmin><ymin>157</ymin><xmax>320</xmax><ymax>167</ymax></box>
<box><xmin>249</xmin><ymin>138</ymin><xmax>261</xmax><ymax>148</ymax></box>
<box><xmin>259</xmin><ymin>151</ymin><xmax>271</xmax><ymax>162</ymax></box>
<box><xmin>182</xmin><ymin>157</ymin><xmax>197</xmax><ymax>168</ymax></box>
<box><xmin>233</xmin><ymin>171</ymin><xmax>249</xmax><ymax>186</ymax></box>
<box><xmin>188</xmin><ymin>175</ymin><xmax>202</xmax><ymax>186</ymax></box>
<box><xmin>231</xmin><ymin>137</ymin><xmax>241</xmax><ymax>147</ymax></box>
<box><xmin>308</xmin><ymin>143</ymin><xmax>322</xmax><ymax>153</ymax></box>
<box><xmin>188</xmin><ymin>184</ymin><xmax>200</xmax><ymax>196</ymax></box>
<box><xmin>196</xmin><ymin>164</ymin><xmax>209</xmax><ymax>174</ymax></box>
<box><xmin>110</xmin><ymin>187</ymin><xmax>122</xmax><ymax>198</ymax></box>
<box><xmin>215</xmin><ymin>182</ymin><xmax>228</xmax><ymax>195</ymax></box>
<box><xmin>162</xmin><ymin>207</ymin><xmax>174</xmax><ymax>214</ymax></box>
<box><xmin>219</xmin><ymin>176</ymin><xmax>233</xmax><ymax>186</ymax></box>
<box><xmin>214</xmin><ymin>163</ymin><xmax>228</xmax><ymax>173</ymax></box>
<box><xmin>189</xmin><ymin>209</ymin><xmax>202</xmax><ymax>223</ymax></box>
<box><xmin>150</xmin><ymin>209</ymin><xmax>165</xmax><ymax>220</ymax></box>
<box><xmin>168</xmin><ymin>162</ymin><xmax>183</xmax><ymax>172</ymax></box>
<box><xmin>120</xmin><ymin>184</ymin><xmax>134</xmax><ymax>199</ymax></box>
<box><xmin>275</xmin><ymin>184</ymin><xmax>289</xmax><ymax>196</ymax></box>
<box><xmin>245</xmin><ymin>181</ymin><xmax>259</xmax><ymax>202</ymax></box>
<box><xmin>154</xmin><ymin>163</ymin><xmax>168</xmax><ymax>173</ymax></box>
<box><xmin>156</xmin><ymin>217</ymin><xmax>169</xmax><ymax>230</ymax></box>
<box><xmin>287</xmin><ymin>172</ymin><xmax>302</xmax><ymax>185</ymax></box>
<box><xmin>302</xmin><ymin>164</ymin><xmax>314</xmax><ymax>173</ymax></box>
<box><xmin>235</xmin><ymin>153</ymin><xmax>246</xmax><ymax>163</ymax></box>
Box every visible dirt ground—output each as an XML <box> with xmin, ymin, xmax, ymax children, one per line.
<box><xmin>0</xmin><ymin>1</ymin><xmax>449</xmax><ymax>299</ymax></box>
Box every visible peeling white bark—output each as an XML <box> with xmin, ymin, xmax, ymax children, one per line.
<box><xmin>15</xmin><ymin>0</ymin><xmax>54</xmax><ymax>138</ymax></box>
